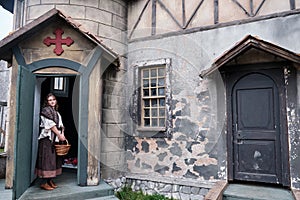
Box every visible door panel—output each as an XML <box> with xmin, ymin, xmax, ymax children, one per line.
<box><xmin>232</xmin><ymin>73</ymin><xmax>281</xmax><ymax>184</ymax></box>
<box><xmin>14</xmin><ymin>65</ymin><xmax>35</xmax><ymax>199</ymax></box>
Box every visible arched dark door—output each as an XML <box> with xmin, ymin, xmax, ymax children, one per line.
<box><xmin>225</xmin><ymin>67</ymin><xmax>289</xmax><ymax>186</ymax></box>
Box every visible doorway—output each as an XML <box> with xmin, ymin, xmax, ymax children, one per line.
<box><xmin>39</xmin><ymin>76</ymin><xmax>78</xmax><ymax>169</ymax></box>
<box><xmin>223</xmin><ymin>65</ymin><xmax>290</xmax><ymax>186</ymax></box>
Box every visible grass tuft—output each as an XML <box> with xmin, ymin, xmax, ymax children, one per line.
<box><xmin>116</xmin><ymin>186</ymin><xmax>174</xmax><ymax>200</ymax></box>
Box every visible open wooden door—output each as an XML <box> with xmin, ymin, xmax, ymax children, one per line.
<box><xmin>13</xmin><ymin>65</ymin><xmax>36</xmax><ymax>199</ymax></box>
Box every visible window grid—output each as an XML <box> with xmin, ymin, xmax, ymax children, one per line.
<box><xmin>141</xmin><ymin>66</ymin><xmax>166</xmax><ymax>127</ymax></box>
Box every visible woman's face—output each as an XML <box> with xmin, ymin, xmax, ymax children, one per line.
<box><xmin>47</xmin><ymin>95</ymin><xmax>57</xmax><ymax>107</ymax></box>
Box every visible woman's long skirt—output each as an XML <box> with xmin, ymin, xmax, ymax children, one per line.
<box><xmin>35</xmin><ymin>137</ymin><xmax>62</xmax><ymax>178</ymax></box>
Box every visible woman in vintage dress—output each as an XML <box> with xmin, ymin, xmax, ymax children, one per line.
<box><xmin>35</xmin><ymin>93</ymin><xmax>66</xmax><ymax>190</ymax></box>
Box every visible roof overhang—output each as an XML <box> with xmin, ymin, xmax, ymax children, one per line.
<box><xmin>0</xmin><ymin>0</ymin><xmax>14</xmax><ymax>13</ymax></box>
<box><xmin>0</xmin><ymin>8</ymin><xmax>119</xmax><ymax>65</ymax></box>
<box><xmin>200</xmin><ymin>35</ymin><xmax>300</xmax><ymax>77</ymax></box>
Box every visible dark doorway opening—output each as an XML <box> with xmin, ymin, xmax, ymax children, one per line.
<box><xmin>40</xmin><ymin>76</ymin><xmax>78</xmax><ymax>168</ymax></box>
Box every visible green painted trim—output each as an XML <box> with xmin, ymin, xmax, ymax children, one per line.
<box><xmin>28</xmin><ymin>58</ymin><xmax>81</xmax><ymax>72</ymax></box>
<box><xmin>13</xmin><ymin>65</ymin><xmax>22</xmax><ymax>200</ymax></box>
<box><xmin>12</xmin><ymin>46</ymin><xmax>26</xmax><ymax>66</ymax></box>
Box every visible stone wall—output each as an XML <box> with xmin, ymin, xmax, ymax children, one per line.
<box><xmin>0</xmin><ymin>61</ymin><xmax>10</xmax><ymax>102</ymax></box>
<box><xmin>101</xmin><ymin>62</ymin><xmax>127</xmax><ymax>179</ymax></box>
<box><xmin>106</xmin><ymin>174</ymin><xmax>213</xmax><ymax>200</ymax></box>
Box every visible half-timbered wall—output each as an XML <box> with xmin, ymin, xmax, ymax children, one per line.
<box><xmin>128</xmin><ymin>0</ymin><xmax>299</xmax><ymax>40</ymax></box>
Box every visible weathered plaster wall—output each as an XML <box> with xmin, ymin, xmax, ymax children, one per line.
<box><xmin>19</xmin><ymin>20</ymin><xmax>96</xmax><ymax>66</ymax></box>
<box><xmin>0</xmin><ymin>61</ymin><xmax>10</xmax><ymax>102</ymax></box>
<box><xmin>126</xmin><ymin>14</ymin><xmax>300</xmax><ymax>187</ymax></box>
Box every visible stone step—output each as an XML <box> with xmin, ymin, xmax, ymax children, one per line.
<box><xmin>87</xmin><ymin>195</ymin><xmax>119</xmax><ymax>200</ymax></box>
<box><xmin>223</xmin><ymin>183</ymin><xmax>295</xmax><ymax>200</ymax></box>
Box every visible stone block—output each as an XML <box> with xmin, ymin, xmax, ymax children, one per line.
<box><xmin>98</xmin><ymin>23</ymin><xmax>114</xmax><ymax>38</ymax></box>
<box><xmin>99</xmin><ymin>0</ymin><xmax>126</xmax><ymax>17</ymax></box>
<box><xmin>103</xmin><ymin>68</ymin><xmax>127</xmax><ymax>83</ymax></box>
<box><xmin>101</xmin><ymin>151</ymin><xmax>125</xmax><ymax>166</ymax></box>
<box><xmin>102</xmin><ymin>109</ymin><xmax>126</xmax><ymax>123</ymax></box>
<box><xmin>103</xmin><ymin>123</ymin><xmax>126</xmax><ymax>138</ymax></box>
<box><xmin>112</xmin><ymin>14</ymin><xmax>127</xmax><ymax>31</ymax></box>
<box><xmin>103</xmin><ymin>94</ymin><xmax>126</xmax><ymax>109</ymax></box>
<box><xmin>110</xmin><ymin>40</ymin><xmax>127</xmax><ymax>55</ymax></box>
<box><xmin>103</xmin><ymin>80</ymin><xmax>126</xmax><ymax>96</ymax></box>
<box><xmin>55</xmin><ymin>5</ymin><xmax>85</xmax><ymax>18</ymax></box>
<box><xmin>101</xmin><ymin>164</ymin><xmax>125</xmax><ymax>179</ymax></box>
<box><xmin>86</xmin><ymin>7</ymin><xmax>112</xmax><ymax>26</ymax></box>
<box><xmin>27</xmin><ymin>5</ymin><xmax>55</xmax><ymax>20</ymax></box>
<box><xmin>191</xmin><ymin>186</ymin><xmax>200</xmax><ymax>194</ymax></box>
<box><xmin>70</xmin><ymin>0</ymin><xmax>99</xmax><ymax>8</ymax></box>
<box><xmin>190</xmin><ymin>194</ymin><xmax>204</xmax><ymax>200</ymax></box>
<box><xmin>79</xmin><ymin>20</ymin><xmax>99</xmax><ymax>36</ymax></box>
<box><xmin>111</xmin><ymin>0</ymin><xmax>127</xmax><ymax>7</ymax></box>
<box><xmin>41</xmin><ymin>0</ymin><xmax>69</xmax><ymax>3</ymax></box>
<box><xmin>28</xmin><ymin>0</ymin><xmax>41</xmax><ymax>6</ymax></box>
<box><xmin>101</xmin><ymin>137</ymin><xmax>124</xmax><ymax>152</ymax></box>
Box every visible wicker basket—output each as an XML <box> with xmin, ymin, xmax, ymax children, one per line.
<box><xmin>55</xmin><ymin>140</ymin><xmax>71</xmax><ymax>156</ymax></box>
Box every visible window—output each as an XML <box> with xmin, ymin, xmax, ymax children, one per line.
<box><xmin>54</xmin><ymin>77</ymin><xmax>64</xmax><ymax>91</ymax></box>
<box><xmin>141</xmin><ymin>66</ymin><xmax>166</xmax><ymax>128</ymax></box>
<box><xmin>50</xmin><ymin>77</ymin><xmax>69</xmax><ymax>97</ymax></box>
<box><xmin>133</xmin><ymin>58</ymin><xmax>172</xmax><ymax>138</ymax></box>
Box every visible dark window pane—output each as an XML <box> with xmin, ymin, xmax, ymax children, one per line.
<box><xmin>144</xmin><ymin>109</ymin><xmax>150</xmax><ymax>117</ymax></box>
<box><xmin>144</xmin><ymin>99</ymin><xmax>150</xmax><ymax>107</ymax></box>
<box><xmin>143</xmin><ymin>70</ymin><xmax>149</xmax><ymax>78</ymax></box>
<box><xmin>158</xmin><ymin>88</ymin><xmax>165</xmax><ymax>95</ymax></box>
<box><xmin>152</xmin><ymin>118</ymin><xmax>158</xmax><ymax>127</ymax></box>
<box><xmin>151</xmin><ymin>99</ymin><xmax>157</xmax><ymax>107</ymax></box>
<box><xmin>159</xmin><ymin>98</ymin><xmax>165</xmax><ymax>106</ymax></box>
<box><xmin>151</xmin><ymin>79</ymin><xmax>157</xmax><ymax>87</ymax></box>
<box><xmin>151</xmin><ymin>69</ymin><xmax>157</xmax><ymax>77</ymax></box>
<box><xmin>159</xmin><ymin>108</ymin><xmax>165</xmax><ymax>116</ymax></box>
<box><xmin>143</xmin><ymin>89</ymin><xmax>149</xmax><ymax>96</ymax></box>
<box><xmin>158</xmin><ymin>78</ymin><xmax>165</xmax><ymax>86</ymax></box>
<box><xmin>143</xmin><ymin>79</ymin><xmax>149</xmax><ymax>87</ymax></box>
<box><xmin>158</xmin><ymin>68</ymin><xmax>165</xmax><ymax>76</ymax></box>
<box><xmin>159</xmin><ymin>118</ymin><xmax>165</xmax><ymax>127</ymax></box>
<box><xmin>152</xmin><ymin>108</ymin><xmax>157</xmax><ymax>117</ymax></box>
<box><xmin>144</xmin><ymin>119</ymin><xmax>150</xmax><ymax>126</ymax></box>
<box><xmin>151</xmin><ymin>88</ymin><xmax>157</xmax><ymax>96</ymax></box>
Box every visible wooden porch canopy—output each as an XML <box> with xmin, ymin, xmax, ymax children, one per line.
<box><xmin>200</xmin><ymin>35</ymin><xmax>300</xmax><ymax>77</ymax></box>
<box><xmin>0</xmin><ymin>8</ymin><xmax>119</xmax><ymax>65</ymax></box>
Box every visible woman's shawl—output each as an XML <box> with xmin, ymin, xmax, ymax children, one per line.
<box><xmin>40</xmin><ymin>106</ymin><xmax>59</xmax><ymax>127</ymax></box>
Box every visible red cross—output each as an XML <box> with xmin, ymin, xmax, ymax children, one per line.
<box><xmin>43</xmin><ymin>28</ymin><xmax>74</xmax><ymax>56</ymax></box>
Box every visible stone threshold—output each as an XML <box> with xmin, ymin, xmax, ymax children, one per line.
<box><xmin>126</xmin><ymin>173</ymin><xmax>217</xmax><ymax>189</ymax></box>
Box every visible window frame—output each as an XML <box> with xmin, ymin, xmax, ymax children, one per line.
<box><xmin>133</xmin><ymin>58</ymin><xmax>172</xmax><ymax>138</ymax></box>
<box><xmin>50</xmin><ymin>76</ymin><xmax>69</xmax><ymax>97</ymax></box>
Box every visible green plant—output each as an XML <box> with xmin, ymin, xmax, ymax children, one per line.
<box><xmin>116</xmin><ymin>186</ymin><xmax>174</xmax><ymax>200</ymax></box>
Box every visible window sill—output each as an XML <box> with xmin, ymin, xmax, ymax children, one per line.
<box><xmin>136</xmin><ymin>127</ymin><xmax>167</xmax><ymax>138</ymax></box>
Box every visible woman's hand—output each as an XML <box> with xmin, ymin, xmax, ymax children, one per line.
<box><xmin>57</xmin><ymin>133</ymin><xmax>66</xmax><ymax>141</ymax></box>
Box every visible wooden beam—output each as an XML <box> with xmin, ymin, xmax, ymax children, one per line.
<box><xmin>152</xmin><ymin>0</ymin><xmax>157</xmax><ymax>35</ymax></box>
<box><xmin>205</xmin><ymin>181</ymin><xmax>228</xmax><ymax>200</ymax></box>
